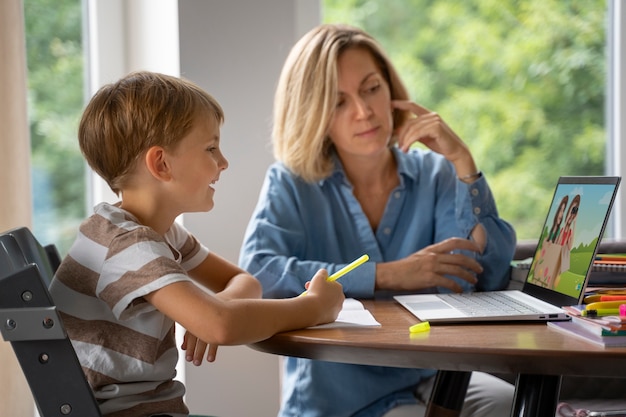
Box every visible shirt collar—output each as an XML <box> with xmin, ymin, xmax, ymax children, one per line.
<box><xmin>321</xmin><ymin>146</ymin><xmax>416</xmax><ymax>187</ymax></box>
<box><xmin>391</xmin><ymin>146</ymin><xmax>418</xmax><ymax>182</ymax></box>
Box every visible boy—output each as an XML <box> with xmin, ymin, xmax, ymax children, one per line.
<box><xmin>49</xmin><ymin>71</ymin><xmax>344</xmax><ymax>417</ymax></box>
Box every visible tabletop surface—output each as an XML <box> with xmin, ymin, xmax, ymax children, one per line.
<box><xmin>250</xmin><ymin>299</ymin><xmax>626</xmax><ymax>377</ymax></box>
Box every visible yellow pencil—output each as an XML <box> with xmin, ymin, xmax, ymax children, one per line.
<box><xmin>299</xmin><ymin>254</ymin><xmax>369</xmax><ymax>296</ymax></box>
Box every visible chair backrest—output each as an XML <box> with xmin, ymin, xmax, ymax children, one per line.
<box><xmin>0</xmin><ymin>227</ymin><xmax>102</xmax><ymax>417</ymax></box>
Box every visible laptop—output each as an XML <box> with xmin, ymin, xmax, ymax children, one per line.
<box><xmin>394</xmin><ymin>176</ymin><xmax>621</xmax><ymax>323</ymax></box>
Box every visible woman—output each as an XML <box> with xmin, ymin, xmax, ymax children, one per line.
<box><xmin>239</xmin><ymin>24</ymin><xmax>517</xmax><ymax>417</ymax></box>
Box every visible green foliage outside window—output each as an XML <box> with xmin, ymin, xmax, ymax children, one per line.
<box><xmin>24</xmin><ymin>0</ymin><xmax>85</xmax><ymax>255</ymax></box>
<box><xmin>323</xmin><ymin>0</ymin><xmax>606</xmax><ymax>239</ymax></box>
<box><xmin>22</xmin><ymin>0</ymin><xmax>607</xmax><ymax>249</ymax></box>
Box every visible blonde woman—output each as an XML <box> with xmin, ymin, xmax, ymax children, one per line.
<box><xmin>240</xmin><ymin>24</ymin><xmax>516</xmax><ymax>417</ymax></box>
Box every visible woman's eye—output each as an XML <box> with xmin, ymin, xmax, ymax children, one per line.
<box><xmin>363</xmin><ymin>83</ymin><xmax>380</xmax><ymax>94</ymax></box>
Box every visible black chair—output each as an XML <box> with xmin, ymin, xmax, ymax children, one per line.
<box><xmin>0</xmin><ymin>226</ymin><xmax>102</xmax><ymax>416</ymax></box>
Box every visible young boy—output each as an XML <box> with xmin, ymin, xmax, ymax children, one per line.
<box><xmin>48</xmin><ymin>71</ymin><xmax>344</xmax><ymax>417</ymax></box>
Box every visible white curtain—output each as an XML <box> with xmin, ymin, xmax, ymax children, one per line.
<box><xmin>0</xmin><ymin>0</ymin><xmax>35</xmax><ymax>415</ymax></box>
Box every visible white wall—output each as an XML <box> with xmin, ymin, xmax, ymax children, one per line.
<box><xmin>178</xmin><ymin>1</ymin><xmax>319</xmax><ymax>416</ymax></box>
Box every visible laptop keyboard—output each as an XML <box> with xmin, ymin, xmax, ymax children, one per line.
<box><xmin>437</xmin><ymin>292</ymin><xmax>544</xmax><ymax>316</ymax></box>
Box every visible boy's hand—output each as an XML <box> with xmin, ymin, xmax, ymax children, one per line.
<box><xmin>182</xmin><ymin>330</ymin><xmax>218</xmax><ymax>365</ymax></box>
<box><xmin>303</xmin><ymin>269</ymin><xmax>345</xmax><ymax>324</ymax></box>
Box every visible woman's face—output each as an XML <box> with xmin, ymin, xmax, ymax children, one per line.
<box><xmin>326</xmin><ymin>47</ymin><xmax>393</xmax><ymax>159</ymax></box>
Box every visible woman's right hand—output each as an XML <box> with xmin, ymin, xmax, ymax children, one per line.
<box><xmin>304</xmin><ymin>269</ymin><xmax>345</xmax><ymax>324</ymax></box>
<box><xmin>375</xmin><ymin>238</ymin><xmax>482</xmax><ymax>292</ymax></box>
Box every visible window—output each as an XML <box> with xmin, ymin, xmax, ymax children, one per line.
<box><xmin>21</xmin><ymin>0</ymin><xmax>617</xmax><ymax>248</ymax></box>
<box><xmin>323</xmin><ymin>0</ymin><xmax>608</xmax><ymax>240</ymax></box>
<box><xmin>24</xmin><ymin>0</ymin><xmax>86</xmax><ymax>255</ymax></box>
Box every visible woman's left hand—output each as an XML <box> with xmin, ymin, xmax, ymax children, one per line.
<box><xmin>392</xmin><ymin>100</ymin><xmax>469</xmax><ymax>162</ymax></box>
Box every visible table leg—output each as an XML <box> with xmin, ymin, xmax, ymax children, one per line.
<box><xmin>424</xmin><ymin>370</ymin><xmax>471</xmax><ymax>417</ymax></box>
<box><xmin>511</xmin><ymin>374</ymin><xmax>561</xmax><ymax>417</ymax></box>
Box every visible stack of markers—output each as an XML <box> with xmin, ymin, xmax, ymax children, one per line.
<box><xmin>582</xmin><ymin>292</ymin><xmax>626</xmax><ymax>320</ymax></box>
<box><xmin>573</xmin><ymin>291</ymin><xmax>626</xmax><ymax>337</ymax></box>
<box><xmin>551</xmin><ymin>290</ymin><xmax>626</xmax><ymax>346</ymax></box>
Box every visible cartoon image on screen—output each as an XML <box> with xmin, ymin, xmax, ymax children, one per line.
<box><xmin>527</xmin><ymin>182</ymin><xmax>616</xmax><ymax>298</ymax></box>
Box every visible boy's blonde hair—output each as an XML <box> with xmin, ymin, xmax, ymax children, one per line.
<box><xmin>273</xmin><ymin>24</ymin><xmax>410</xmax><ymax>183</ymax></box>
<box><xmin>79</xmin><ymin>71</ymin><xmax>224</xmax><ymax>195</ymax></box>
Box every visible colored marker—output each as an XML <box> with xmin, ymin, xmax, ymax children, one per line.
<box><xmin>585</xmin><ymin>300</ymin><xmax>626</xmax><ymax>311</ymax></box>
<box><xmin>582</xmin><ymin>308</ymin><xmax>620</xmax><ymax>317</ymax></box>
<box><xmin>327</xmin><ymin>254</ymin><xmax>370</xmax><ymax>282</ymax></box>
<box><xmin>299</xmin><ymin>254</ymin><xmax>369</xmax><ymax>296</ymax></box>
<box><xmin>409</xmin><ymin>322</ymin><xmax>431</xmax><ymax>333</ymax></box>
<box><xmin>599</xmin><ymin>295</ymin><xmax>626</xmax><ymax>302</ymax></box>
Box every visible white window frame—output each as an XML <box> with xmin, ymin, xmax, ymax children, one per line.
<box><xmin>608</xmin><ymin>0</ymin><xmax>626</xmax><ymax>237</ymax></box>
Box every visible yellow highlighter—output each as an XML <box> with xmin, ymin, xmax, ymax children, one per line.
<box><xmin>327</xmin><ymin>254</ymin><xmax>370</xmax><ymax>282</ymax></box>
<box><xmin>409</xmin><ymin>321</ymin><xmax>430</xmax><ymax>333</ymax></box>
<box><xmin>299</xmin><ymin>254</ymin><xmax>369</xmax><ymax>296</ymax></box>
<box><xmin>585</xmin><ymin>300</ymin><xmax>626</xmax><ymax>311</ymax></box>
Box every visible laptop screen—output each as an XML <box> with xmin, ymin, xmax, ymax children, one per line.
<box><xmin>524</xmin><ymin>176</ymin><xmax>620</xmax><ymax>306</ymax></box>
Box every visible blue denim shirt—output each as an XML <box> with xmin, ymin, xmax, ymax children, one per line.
<box><xmin>239</xmin><ymin>147</ymin><xmax>516</xmax><ymax>417</ymax></box>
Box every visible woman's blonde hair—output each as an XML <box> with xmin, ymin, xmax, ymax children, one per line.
<box><xmin>272</xmin><ymin>23</ymin><xmax>410</xmax><ymax>182</ymax></box>
<box><xmin>79</xmin><ymin>71</ymin><xmax>223</xmax><ymax>195</ymax></box>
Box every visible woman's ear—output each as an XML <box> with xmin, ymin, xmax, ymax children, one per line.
<box><xmin>144</xmin><ymin>146</ymin><xmax>171</xmax><ymax>181</ymax></box>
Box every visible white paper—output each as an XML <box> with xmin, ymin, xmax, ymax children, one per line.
<box><xmin>308</xmin><ymin>298</ymin><xmax>381</xmax><ymax>329</ymax></box>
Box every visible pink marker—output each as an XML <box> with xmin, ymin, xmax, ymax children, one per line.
<box><xmin>619</xmin><ymin>304</ymin><xmax>626</xmax><ymax>317</ymax></box>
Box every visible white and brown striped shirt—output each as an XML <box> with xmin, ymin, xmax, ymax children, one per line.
<box><xmin>49</xmin><ymin>202</ymin><xmax>210</xmax><ymax>417</ymax></box>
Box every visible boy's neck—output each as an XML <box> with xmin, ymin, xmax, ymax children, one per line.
<box><xmin>119</xmin><ymin>192</ymin><xmax>176</xmax><ymax>236</ymax></box>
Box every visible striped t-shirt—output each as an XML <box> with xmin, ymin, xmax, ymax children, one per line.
<box><xmin>49</xmin><ymin>202</ymin><xmax>210</xmax><ymax>417</ymax></box>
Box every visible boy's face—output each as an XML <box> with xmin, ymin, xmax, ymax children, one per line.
<box><xmin>166</xmin><ymin>114</ymin><xmax>228</xmax><ymax>213</ymax></box>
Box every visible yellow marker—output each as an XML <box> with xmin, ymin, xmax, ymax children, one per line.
<box><xmin>409</xmin><ymin>321</ymin><xmax>430</xmax><ymax>333</ymax></box>
<box><xmin>585</xmin><ymin>300</ymin><xmax>626</xmax><ymax>311</ymax></box>
<box><xmin>582</xmin><ymin>308</ymin><xmax>620</xmax><ymax>317</ymax></box>
<box><xmin>327</xmin><ymin>254</ymin><xmax>370</xmax><ymax>282</ymax></box>
<box><xmin>299</xmin><ymin>254</ymin><xmax>369</xmax><ymax>296</ymax></box>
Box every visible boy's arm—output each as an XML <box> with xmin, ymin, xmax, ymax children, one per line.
<box><xmin>182</xmin><ymin>252</ymin><xmax>263</xmax><ymax>364</ymax></box>
<box><xmin>143</xmin><ymin>269</ymin><xmax>344</xmax><ymax>346</ymax></box>
<box><xmin>188</xmin><ymin>252</ymin><xmax>262</xmax><ymax>300</ymax></box>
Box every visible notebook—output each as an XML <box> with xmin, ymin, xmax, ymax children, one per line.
<box><xmin>394</xmin><ymin>176</ymin><xmax>621</xmax><ymax>323</ymax></box>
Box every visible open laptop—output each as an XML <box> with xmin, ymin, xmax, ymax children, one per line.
<box><xmin>394</xmin><ymin>176</ymin><xmax>621</xmax><ymax>323</ymax></box>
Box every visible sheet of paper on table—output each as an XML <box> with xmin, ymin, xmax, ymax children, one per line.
<box><xmin>308</xmin><ymin>298</ymin><xmax>381</xmax><ymax>329</ymax></box>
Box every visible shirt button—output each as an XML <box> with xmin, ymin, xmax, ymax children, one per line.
<box><xmin>471</xmin><ymin>188</ymin><xmax>479</xmax><ymax>196</ymax></box>
<box><xmin>473</xmin><ymin>207</ymin><xmax>481</xmax><ymax>215</ymax></box>
<box><xmin>394</xmin><ymin>191</ymin><xmax>401</xmax><ymax>199</ymax></box>
<box><xmin>384</xmin><ymin>227</ymin><xmax>391</xmax><ymax>235</ymax></box>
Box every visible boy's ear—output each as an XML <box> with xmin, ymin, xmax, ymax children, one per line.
<box><xmin>144</xmin><ymin>146</ymin><xmax>172</xmax><ymax>181</ymax></box>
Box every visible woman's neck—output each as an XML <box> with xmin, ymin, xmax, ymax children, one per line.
<box><xmin>340</xmin><ymin>149</ymin><xmax>399</xmax><ymax>231</ymax></box>
<box><xmin>341</xmin><ymin>148</ymin><xmax>396</xmax><ymax>190</ymax></box>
